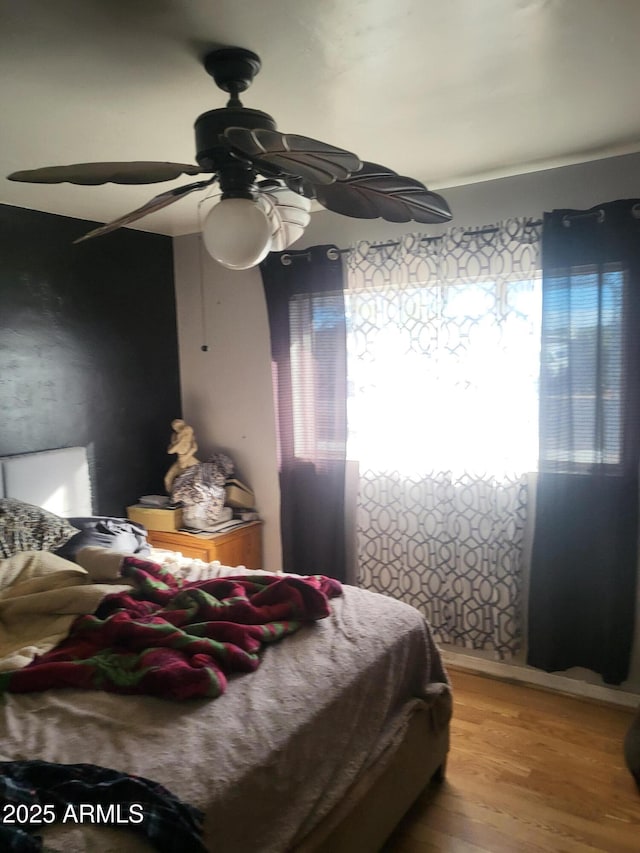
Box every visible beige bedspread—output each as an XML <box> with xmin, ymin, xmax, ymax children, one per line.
<box><xmin>0</xmin><ymin>559</ymin><xmax>451</xmax><ymax>853</ymax></box>
<box><xmin>0</xmin><ymin>549</ymin><xmax>130</xmax><ymax>672</ymax></box>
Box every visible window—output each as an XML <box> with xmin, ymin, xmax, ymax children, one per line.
<box><xmin>345</xmin><ymin>273</ymin><xmax>542</xmax><ymax>478</ymax></box>
<box><xmin>288</xmin><ymin>292</ymin><xmax>346</xmax><ymax>463</ymax></box>
<box><xmin>540</xmin><ymin>264</ymin><xmax>625</xmax><ymax>471</ymax></box>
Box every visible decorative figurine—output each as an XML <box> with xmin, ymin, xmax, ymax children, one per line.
<box><xmin>164</xmin><ymin>419</ymin><xmax>200</xmax><ymax>494</ymax></box>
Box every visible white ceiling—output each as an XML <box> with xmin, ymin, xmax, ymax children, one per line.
<box><xmin>2</xmin><ymin>0</ymin><xmax>640</xmax><ymax>238</ymax></box>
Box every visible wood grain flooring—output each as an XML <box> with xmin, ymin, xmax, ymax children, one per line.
<box><xmin>384</xmin><ymin>669</ymin><xmax>640</xmax><ymax>852</ymax></box>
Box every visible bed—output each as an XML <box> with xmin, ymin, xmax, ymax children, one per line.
<box><xmin>0</xmin><ymin>447</ymin><xmax>451</xmax><ymax>852</ymax></box>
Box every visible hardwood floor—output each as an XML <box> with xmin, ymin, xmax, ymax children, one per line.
<box><xmin>385</xmin><ymin>669</ymin><xmax>640</xmax><ymax>852</ymax></box>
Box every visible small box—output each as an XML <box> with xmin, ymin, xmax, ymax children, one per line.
<box><xmin>127</xmin><ymin>505</ymin><xmax>183</xmax><ymax>532</ymax></box>
<box><xmin>224</xmin><ymin>479</ymin><xmax>255</xmax><ymax>509</ymax></box>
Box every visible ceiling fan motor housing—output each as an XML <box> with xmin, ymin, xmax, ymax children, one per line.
<box><xmin>195</xmin><ymin>107</ymin><xmax>277</xmax><ymax>198</ymax></box>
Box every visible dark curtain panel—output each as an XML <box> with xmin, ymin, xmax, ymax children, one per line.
<box><xmin>528</xmin><ymin>199</ymin><xmax>640</xmax><ymax>684</ymax></box>
<box><xmin>260</xmin><ymin>247</ymin><xmax>347</xmax><ymax>580</ymax></box>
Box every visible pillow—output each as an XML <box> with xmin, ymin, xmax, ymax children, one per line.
<box><xmin>54</xmin><ymin>516</ymin><xmax>151</xmax><ymax>563</ymax></box>
<box><xmin>0</xmin><ymin>498</ymin><xmax>79</xmax><ymax>558</ymax></box>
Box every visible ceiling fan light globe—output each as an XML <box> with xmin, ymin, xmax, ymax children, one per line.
<box><xmin>202</xmin><ymin>197</ymin><xmax>272</xmax><ymax>270</ymax></box>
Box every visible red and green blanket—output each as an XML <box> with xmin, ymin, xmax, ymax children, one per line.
<box><xmin>0</xmin><ymin>558</ymin><xmax>342</xmax><ymax>701</ymax></box>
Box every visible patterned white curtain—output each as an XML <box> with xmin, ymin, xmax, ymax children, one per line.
<box><xmin>346</xmin><ymin>222</ymin><xmax>542</xmax><ymax>657</ymax></box>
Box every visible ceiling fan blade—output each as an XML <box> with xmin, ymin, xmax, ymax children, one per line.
<box><xmin>224</xmin><ymin>128</ymin><xmax>361</xmax><ymax>186</ymax></box>
<box><xmin>256</xmin><ymin>180</ymin><xmax>311</xmax><ymax>251</ymax></box>
<box><xmin>282</xmin><ymin>176</ymin><xmax>317</xmax><ymax>199</ymax></box>
<box><xmin>313</xmin><ymin>162</ymin><xmax>452</xmax><ymax>224</ymax></box>
<box><xmin>8</xmin><ymin>162</ymin><xmax>204</xmax><ymax>186</ymax></box>
<box><xmin>74</xmin><ymin>178</ymin><xmax>216</xmax><ymax>244</ymax></box>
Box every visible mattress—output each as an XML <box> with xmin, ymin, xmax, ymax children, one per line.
<box><xmin>0</xmin><ymin>562</ymin><xmax>451</xmax><ymax>852</ymax></box>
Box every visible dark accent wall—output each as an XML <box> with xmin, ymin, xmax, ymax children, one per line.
<box><xmin>0</xmin><ymin>204</ymin><xmax>181</xmax><ymax>515</ymax></box>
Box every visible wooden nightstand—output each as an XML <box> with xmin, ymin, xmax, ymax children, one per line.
<box><xmin>146</xmin><ymin>522</ymin><xmax>263</xmax><ymax>569</ymax></box>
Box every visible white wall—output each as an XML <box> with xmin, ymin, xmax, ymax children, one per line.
<box><xmin>173</xmin><ymin>151</ymin><xmax>640</xmax><ymax>693</ymax></box>
<box><xmin>172</xmin><ymin>234</ymin><xmax>282</xmax><ymax>570</ymax></box>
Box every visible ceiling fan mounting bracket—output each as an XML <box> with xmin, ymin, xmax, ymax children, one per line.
<box><xmin>204</xmin><ymin>48</ymin><xmax>262</xmax><ymax>98</ymax></box>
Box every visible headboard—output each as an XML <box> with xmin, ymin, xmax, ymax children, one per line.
<box><xmin>0</xmin><ymin>447</ymin><xmax>92</xmax><ymax>516</ymax></box>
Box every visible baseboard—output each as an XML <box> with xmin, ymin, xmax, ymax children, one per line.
<box><xmin>442</xmin><ymin>649</ymin><xmax>640</xmax><ymax>709</ymax></box>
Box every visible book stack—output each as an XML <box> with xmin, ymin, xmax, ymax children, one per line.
<box><xmin>231</xmin><ymin>508</ymin><xmax>260</xmax><ymax>522</ymax></box>
<box><xmin>225</xmin><ymin>479</ymin><xmax>261</xmax><ymax>526</ymax></box>
<box><xmin>181</xmin><ymin>518</ymin><xmax>254</xmax><ymax>536</ymax></box>
<box><xmin>127</xmin><ymin>502</ymin><xmax>183</xmax><ymax>532</ymax></box>
<box><xmin>224</xmin><ymin>479</ymin><xmax>255</xmax><ymax>509</ymax></box>
<box><xmin>133</xmin><ymin>482</ymin><xmax>262</xmax><ymax>536</ymax></box>
<box><xmin>138</xmin><ymin>495</ymin><xmax>180</xmax><ymax>509</ymax></box>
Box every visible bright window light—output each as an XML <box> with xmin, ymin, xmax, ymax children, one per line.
<box><xmin>345</xmin><ymin>276</ymin><xmax>542</xmax><ymax>479</ymax></box>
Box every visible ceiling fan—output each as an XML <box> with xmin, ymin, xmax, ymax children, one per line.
<box><xmin>7</xmin><ymin>47</ymin><xmax>453</xmax><ymax>270</ymax></box>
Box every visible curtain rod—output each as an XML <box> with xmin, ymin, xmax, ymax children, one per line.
<box><xmin>279</xmin><ymin>204</ymin><xmax>640</xmax><ymax>265</ymax></box>
<box><xmin>561</xmin><ymin>209</ymin><xmax>605</xmax><ymax>227</ymax></box>
<box><xmin>279</xmin><ymin>218</ymin><xmax>543</xmax><ymax>265</ymax></box>
<box><xmin>561</xmin><ymin>202</ymin><xmax>640</xmax><ymax>227</ymax></box>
